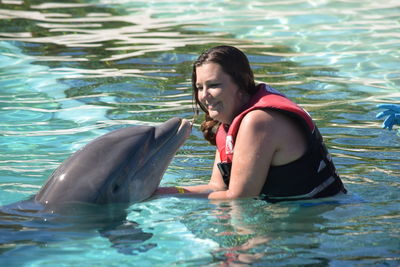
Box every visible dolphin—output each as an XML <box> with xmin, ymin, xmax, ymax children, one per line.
<box><xmin>0</xmin><ymin>117</ymin><xmax>191</xmax><ymax>254</ymax></box>
<box><xmin>35</xmin><ymin>117</ymin><xmax>192</xmax><ymax>210</ymax></box>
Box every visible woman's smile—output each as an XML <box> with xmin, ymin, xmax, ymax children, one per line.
<box><xmin>206</xmin><ymin>101</ymin><xmax>221</xmax><ymax>110</ymax></box>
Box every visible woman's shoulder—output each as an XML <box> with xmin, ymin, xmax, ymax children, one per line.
<box><xmin>240</xmin><ymin>108</ymin><xmax>292</xmax><ymax>130</ymax></box>
<box><xmin>239</xmin><ymin>108</ymin><xmax>308</xmax><ymax>164</ymax></box>
<box><xmin>239</xmin><ymin>108</ymin><xmax>307</xmax><ymax>144</ymax></box>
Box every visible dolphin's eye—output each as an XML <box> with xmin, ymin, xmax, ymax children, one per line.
<box><xmin>112</xmin><ymin>184</ymin><xmax>120</xmax><ymax>194</ymax></box>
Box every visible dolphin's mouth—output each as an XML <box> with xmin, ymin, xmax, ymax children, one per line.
<box><xmin>154</xmin><ymin>117</ymin><xmax>191</xmax><ymax>149</ymax></box>
<box><xmin>176</xmin><ymin>118</ymin><xmax>192</xmax><ymax>139</ymax></box>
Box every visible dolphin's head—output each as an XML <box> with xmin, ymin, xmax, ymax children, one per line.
<box><xmin>35</xmin><ymin>117</ymin><xmax>192</xmax><ymax>208</ymax></box>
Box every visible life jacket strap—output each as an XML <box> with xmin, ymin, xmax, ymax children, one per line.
<box><xmin>263</xmin><ymin>176</ymin><xmax>347</xmax><ymax>202</ymax></box>
<box><xmin>217</xmin><ymin>162</ymin><xmax>232</xmax><ymax>187</ymax></box>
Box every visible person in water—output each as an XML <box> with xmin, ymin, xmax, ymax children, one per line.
<box><xmin>156</xmin><ymin>45</ymin><xmax>347</xmax><ymax>202</ymax></box>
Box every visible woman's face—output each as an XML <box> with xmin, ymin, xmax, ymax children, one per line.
<box><xmin>195</xmin><ymin>63</ymin><xmax>248</xmax><ymax>124</ymax></box>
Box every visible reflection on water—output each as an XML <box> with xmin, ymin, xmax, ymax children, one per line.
<box><xmin>0</xmin><ymin>0</ymin><xmax>399</xmax><ymax>266</ymax></box>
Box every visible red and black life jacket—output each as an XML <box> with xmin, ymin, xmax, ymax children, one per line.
<box><xmin>215</xmin><ymin>84</ymin><xmax>346</xmax><ymax>202</ymax></box>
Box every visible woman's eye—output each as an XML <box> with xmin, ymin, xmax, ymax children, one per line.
<box><xmin>210</xmin><ymin>83</ymin><xmax>220</xmax><ymax>88</ymax></box>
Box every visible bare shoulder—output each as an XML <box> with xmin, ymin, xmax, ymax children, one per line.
<box><xmin>240</xmin><ymin>109</ymin><xmax>291</xmax><ymax>133</ymax></box>
<box><xmin>236</xmin><ymin>109</ymin><xmax>283</xmax><ymax>151</ymax></box>
<box><xmin>239</xmin><ymin>109</ymin><xmax>308</xmax><ymax>165</ymax></box>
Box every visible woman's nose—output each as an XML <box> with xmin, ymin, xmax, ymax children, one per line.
<box><xmin>199</xmin><ymin>88</ymin><xmax>209</xmax><ymax>102</ymax></box>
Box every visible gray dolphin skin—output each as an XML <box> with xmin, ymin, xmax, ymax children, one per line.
<box><xmin>34</xmin><ymin>117</ymin><xmax>192</xmax><ymax>210</ymax></box>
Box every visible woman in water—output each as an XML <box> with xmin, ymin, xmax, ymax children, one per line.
<box><xmin>157</xmin><ymin>45</ymin><xmax>346</xmax><ymax>202</ymax></box>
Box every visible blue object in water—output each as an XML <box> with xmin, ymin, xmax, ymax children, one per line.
<box><xmin>376</xmin><ymin>104</ymin><xmax>400</xmax><ymax>130</ymax></box>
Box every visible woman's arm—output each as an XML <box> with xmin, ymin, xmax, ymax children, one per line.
<box><xmin>208</xmin><ymin>109</ymin><xmax>308</xmax><ymax>200</ymax></box>
<box><xmin>155</xmin><ymin>149</ymin><xmax>227</xmax><ymax>195</ymax></box>
<box><xmin>155</xmin><ymin>110</ymin><xmax>278</xmax><ymax>199</ymax></box>
<box><xmin>156</xmin><ymin>109</ymin><xmax>306</xmax><ymax>200</ymax></box>
<box><xmin>207</xmin><ymin>109</ymin><xmax>278</xmax><ymax>199</ymax></box>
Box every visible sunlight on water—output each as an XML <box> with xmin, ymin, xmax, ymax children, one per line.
<box><xmin>0</xmin><ymin>0</ymin><xmax>399</xmax><ymax>266</ymax></box>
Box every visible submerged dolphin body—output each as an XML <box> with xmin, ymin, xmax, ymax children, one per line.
<box><xmin>0</xmin><ymin>117</ymin><xmax>191</xmax><ymax>254</ymax></box>
<box><xmin>35</xmin><ymin>117</ymin><xmax>191</xmax><ymax>210</ymax></box>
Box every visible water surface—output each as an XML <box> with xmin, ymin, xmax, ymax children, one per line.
<box><xmin>0</xmin><ymin>0</ymin><xmax>399</xmax><ymax>266</ymax></box>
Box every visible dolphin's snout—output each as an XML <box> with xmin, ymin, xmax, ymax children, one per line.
<box><xmin>153</xmin><ymin>117</ymin><xmax>191</xmax><ymax>147</ymax></box>
<box><xmin>187</xmin><ymin>118</ymin><xmax>194</xmax><ymax>128</ymax></box>
<box><xmin>179</xmin><ymin>118</ymin><xmax>192</xmax><ymax>139</ymax></box>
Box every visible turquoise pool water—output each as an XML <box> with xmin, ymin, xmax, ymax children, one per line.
<box><xmin>0</xmin><ymin>0</ymin><xmax>399</xmax><ymax>266</ymax></box>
